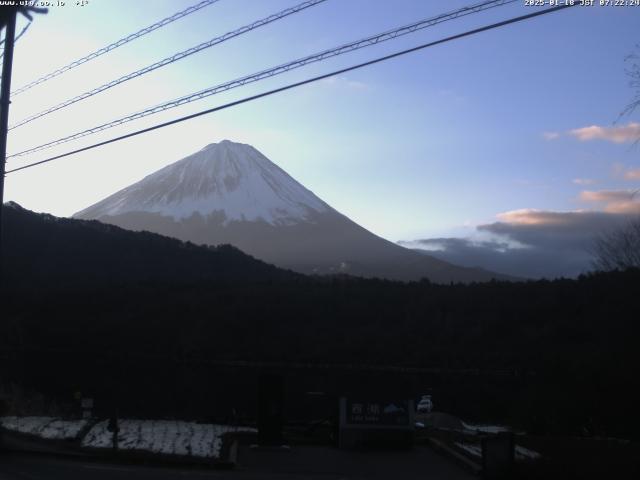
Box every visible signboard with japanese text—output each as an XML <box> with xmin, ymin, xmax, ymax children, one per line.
<box><xmin>344</xmin><ymin>399</ymin><xmax>411</xmax><ymax>427</ymax></box>
<box><xmin>338</xmin><ymin>397</ymin><xmax>415</xmax><ymax>449</ymax></box>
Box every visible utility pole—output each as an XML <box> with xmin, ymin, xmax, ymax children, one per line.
<box><xmin>0</xmin><ymin>5</ymin><xmax>46</xmax><ymax>284</ymax></box>
<box><xmin>0</xmin><ymin>8</ymin><xmax>17</xmax><ymax>284</ymax></box>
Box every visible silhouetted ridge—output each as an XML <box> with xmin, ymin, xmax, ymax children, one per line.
<box><xmin>1</xmin><ymin>202</ymin><xmax>296</xmax><ymax>291</ymax></box>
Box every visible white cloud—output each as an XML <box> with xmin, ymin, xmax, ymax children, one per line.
<box><xmin>604</xmin><ymin>200</ymin><xmax>640</xmax><ymax>214</ymax></box>
<box><xmin>623</xmin><ymin>168</ymin><xmax>640</xmax><ymax>181</ymax></box>
<box><xmin>494</xmin><ymin>209</ymin><xmax>586</xmax><ymax>226</ymax></box>
<box><xmin>542</xmin><ymin>131</ymin><xmax>560</xmax><ymax>140</ymax></box>
<box><xmin>579</xmin><ymin>189</ymin><xmax>636</xmax><ymax>203</ymax></box>
<box><xmin>578</xmin><ymin>189</ymin><xmax>640</xmax><ymax>214</ymax></box>
<box><xmin>572</xmin><ymin>178</ymin><xmax>595</xmax><ymax>185</ymax></box>
<box><xmin>569</xmin><ymin>123</ymin><xmax>640</xmax><ymax>144</ymax></box>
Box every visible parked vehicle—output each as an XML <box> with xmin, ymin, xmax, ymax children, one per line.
<box><xmin>417</xmin><ymin>395</ymin><xmax>433</xmax><ymax>413</ymax></box>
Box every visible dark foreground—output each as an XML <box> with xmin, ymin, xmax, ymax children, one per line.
<box><xmin>0</xmin><ymin>446</ymin><xmax>473</xmax><ymax>480</ymax></box>
<box><xmin>4</xmin><ymin>204</ymin><xmax>640</xmax><ymax>439</ymax></box>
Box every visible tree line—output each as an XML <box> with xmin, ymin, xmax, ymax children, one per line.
<box><xmin>1</xmin><ymin>204</ymin><xmax>639</xmax><ymax>438</ymax></box>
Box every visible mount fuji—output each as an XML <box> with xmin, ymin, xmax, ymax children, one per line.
<box><xmin>74</xmin><ymin>140</ymin><xmax>506</xmax><ymax>282</ymax></box>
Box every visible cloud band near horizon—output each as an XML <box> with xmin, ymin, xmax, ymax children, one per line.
<box><xmin>400</xmin><ymin>191</ymin><xmax>640</xmax><ymax>279</ymax></box>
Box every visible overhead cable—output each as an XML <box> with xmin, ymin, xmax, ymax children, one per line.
<box><xmin>10</xmin><ymin>0</ymin><xmax>222</xmax><ymax>96</ymax></box>
<box><xmin>8</xmin><ymin>0</ymin><xmax>516</xmax><ymax>158</ymax></box>
<box><xmin>9</xmin><ymin>0</ymin><xmax>328</xmax><ymax>130</ymax></box>
<box><xmin>6</xmin><ymin>4</ymin><xmax>576</xmax><ymax>175</ymax></box>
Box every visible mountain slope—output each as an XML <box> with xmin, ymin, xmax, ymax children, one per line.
<box><xmin>75</xmin><ymin>140</ymin><xmax>509</xmax><ymax>283</ymax></box>
<box><xmin>76</xmin><ymin>140</ymin><xmax>329</xmax><ymax>225</ymax></box>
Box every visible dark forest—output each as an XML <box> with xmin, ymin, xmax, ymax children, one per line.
<box><xmin>2</xmin><ymin>204</ymin><xmax>639</xmax><ymax>440</ymax></box>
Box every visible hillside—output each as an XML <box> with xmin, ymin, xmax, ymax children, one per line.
<box><xmin>1</xmin><ymin>202</ymin><xmax>296</xmax><ymax>291</ymax></box>
<box><xmin>1</xmin><ymin>202</ymin><xmax>639</xmax><ymax>439</ymax></box>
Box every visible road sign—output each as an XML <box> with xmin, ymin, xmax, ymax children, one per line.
<box><xmin>345</xmin><ymin>399</ymin><xmax>411</xmax><ymax>426</ymax></box>
<box><xmin>339</xmin><ymin>397</ymin><xmax>414</xmax><ymax>449</ymax></box>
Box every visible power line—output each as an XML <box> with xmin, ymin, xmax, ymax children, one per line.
<box><xmin>8</xmin><ymin>0</ymin><xmax>516</xmax><ymax>159</ymax></box>
<box><xmin>10</xmin><ymin>0</ymin><xmax>221</xmax><ymax>97</ymax></box>
<box><xmin>6</xmin><ymin>4</ymin><xmax>576</xmax><ymax>175</ymax></box>
<box><xmin>0</xmin><ymin>20</ymin><xmax>31</xmax><ymax>60</ymax></box>
<box><xmin>14</xmin><ymin>20</ymin><xmax>31</xmax><ymax>43</ymax></box>
<box><xmin>9</xmin><ymin>0</ymin><xmax>328</xmax><ymax>131</ymax></box>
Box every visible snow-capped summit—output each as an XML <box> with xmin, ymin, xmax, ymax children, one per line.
<box><xmin>75</xmin><ymin>140</ymin><xmax>329</xmax><ymax>225</ymax></box>
<box><xmin>75</xmin><ymin>141</ymin><xmax>509</xmax><ymax>283</ymax></box>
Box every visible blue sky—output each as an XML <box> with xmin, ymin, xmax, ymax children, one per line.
<box><xmin>3</xmin><ymin>0</ymin><xmax>640</xmax><ymax>277</ymax></box>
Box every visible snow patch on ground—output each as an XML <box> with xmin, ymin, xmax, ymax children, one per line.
<box><xmin>455</xmin><ymin>441</ymin><xmax>541</xmax><ymax>461</ymax></box>
<box><xmin>462</xmin><ymin>422</ymin><xmax>511</xmax><ymax>433</ymax></box>
<box><xmin>0</xmin><ymin>416</ymin><xmax>87</xmax><ymax>440</ymax></box>
<box><xmin>81</xmin><ymin>419</ymin><xmax>255</xmax><ymax>459</ymax></box>
<box><xmin>515</xmin><ymin>445</ymin><xmax>541</xmax><ymax>460</ymax></box>
<box><xmin>455</xmin><ymin>441</ymin><xmax>482</xmax><ymax>458</ymax></box>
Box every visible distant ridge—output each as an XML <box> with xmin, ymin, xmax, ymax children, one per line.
<box><xmin>3</xmin><ymin>201</ymin><xmax>291</xmax><ymax>290</ymax></box>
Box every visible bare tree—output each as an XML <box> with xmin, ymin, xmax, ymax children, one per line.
<box><xmin>592</xmin><ymin>218</ymin><xmax>640</xmax><ymax>271</ymax></box>
<box><xmin>620</xmin><ymin>44</ymin><xmax>640</xmax><ymax>121</ymax></box>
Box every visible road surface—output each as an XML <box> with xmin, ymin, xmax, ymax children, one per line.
<box><xmin>0</xmin><ymin>446</ymin><xmax>474</xmax><ymax>479</ymax></box>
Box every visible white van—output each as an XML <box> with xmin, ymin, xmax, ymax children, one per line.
<box><xmin>417</xmin><ymin>395</ymin><xmax>433</xmax><ymax>413</ymax></box>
